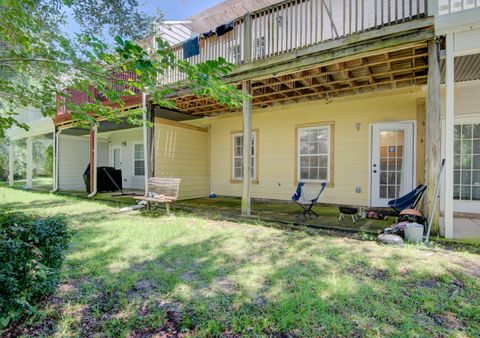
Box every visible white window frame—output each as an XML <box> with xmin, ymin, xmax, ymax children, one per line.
<box><xmin>297</xmin><ymin>125</ymin><xmax>331</xmax><ymax>183</ymax></box>
<box><xmin>133</xmin><ymin>142</ymin><xmax>145</xmax><ymax>177</ymax></box>
<box><xmin>453</xmin><ymin>120</ymin><xmax>480</xmax><ymax>202</ymax></box>
<box><xmin>232</xmin><ymin>132</ymin><xmax>257</xmax><ymax>181</ymax></box>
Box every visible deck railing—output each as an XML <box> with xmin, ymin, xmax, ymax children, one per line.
<box><xmin>56</xmin><ymin>72</ymin><xmax>139</xmax><ymax>117</ymax></box>
<box><xmin>438</xmin><ymin>0</ymin><xmax>480</xmax><ymax>15</ymax></box>
<box><xmin>162</xmin><ymin>0</ymin><xmax>428</xmax><ymax>84</ymax></box>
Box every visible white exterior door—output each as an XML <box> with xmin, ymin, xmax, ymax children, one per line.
<box><xmin>453</xmin><ymin>121</ymin><xmax>480</xmax><ymax>212</ymax></box>
<box><xmin>371</xmin><ymin>122</ymin><xmax>415</xmax><ymax>207</ymax></box>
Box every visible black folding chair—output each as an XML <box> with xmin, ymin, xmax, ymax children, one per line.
<box><xmin>388</xmin><ymin>184</ymin><xmax>427</xmax><ymax>213</ymax></box>
<box><xmin>292</xmin><ymin>182</ymin><xmax>327</xmax><ymax>218</ymax></box>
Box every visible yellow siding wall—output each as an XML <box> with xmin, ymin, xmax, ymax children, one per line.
<box><xmin>198</xmin><ymin>91</ymin><xmax>423</xmax><ymax>206</ymax></box>
<box><xmin>154</xmin><ymin>119</ymin><xmax>209</xmax><ymax>200</ymax></box>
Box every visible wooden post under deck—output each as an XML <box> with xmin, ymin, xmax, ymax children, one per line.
<box><xmin>241</xmin><ymin>80</ymin><xmax>252</xmax><ymax>216</ymax></box>
<box><xmin>425</xmin><ymin>39</ymin><xmax>441</xmax><ymax>234</ymax></box>
<box><xmin>241</xmin><ymin>12</ymin><xmax>253</xmax><ymax>216</ymax></box>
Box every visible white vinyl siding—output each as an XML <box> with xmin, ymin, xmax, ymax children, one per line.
<box><xmin>232</xmin><ymin>132</ymin><xmax>256</xmax><ymax>180</ymax></box>
<box><xmin>107</xmin><ymin>128</ymin><xmax>144</xmax><ymax>190</ymax></box>
<box><xmin>58</xmin><ymin>135</ymin><xmax>109</xmax><ymax>190</ymax></box>
<box><xmin>133</xmin><ymin>143</ymin><xmax>145</xmax><ymax>176</ymax></box>
<box><xmin>298</xmin><ymin>125</ymin><xmax>330</xmax><ymax>182</ymax></box>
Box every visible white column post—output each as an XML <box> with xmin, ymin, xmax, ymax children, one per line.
<box><xmin>142</xmin><ymin>91</ymin><xmax>149</xmax><ymax>195</ymax></box>
<box><xmin>52</xmin><ymin>130</ymin><xmax>62</xmax><ymax>192</ymax></box>
<box><xmin>241</xmin><ymin>81</ymin><xmax>252</xmax><ymax>216</ymax></box>
<box><xmin>444</xmin><ymin>33</ymin><xmax>455</xmax><ymax>239</ymax></box>
<box><xmin>52</xmin><ymin>130</ymin><xmax>56</xmax><ymax>190</ymax></box>
<box><xmin>8</xmin><ymin>140</ymin><xmax>14</xmax><ymax>187</ymax></box>
<box><xmin>26</xmin><ymin>136</ymin><xmax>33</xmax><ymax>189</ymax></box>
<box><xmin>87</xmin><ymin>125</ymin><xmax>98</xmax><ymax>198</ymax></box>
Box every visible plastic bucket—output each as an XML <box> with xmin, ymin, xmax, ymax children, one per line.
<box><xmin>404</xmin><ymin>222</ymin><xmax>424</xmax><ymax>244</ymax></box>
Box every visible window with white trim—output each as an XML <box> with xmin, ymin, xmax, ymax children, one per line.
<box><xmin>298</xmin><ymin>125</ymin><xmax>330</xmax><ymax>182</ymax></box>
<box><xmin>454</xmin><ymin>123</ymin><xmax>480</xmax><ymax>201</ymax></box>
<box><xmin>134</xmin><ymin>143</ymin><xmax>145</xmax><ymax>176</ymax></box>
<box><xmin>232</xmin><ymin>132</ymin><xmax>257</xmax><ymax>180</ymax></box>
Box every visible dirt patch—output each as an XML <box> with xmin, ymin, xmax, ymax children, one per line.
<box><xmin>58</xmin><ymin>282</ymin><xmax>77</xmax><ymax>294</ymax></box>
<box><xmin>347</xmin><ymin>265</ymin><xmax>389</xmax><ymax>281</ymax></box>
<box><xmin>369</xmin><ymin>268</ymin><xmax>390</xmax><ymax>281</ymax></box>
<box><xmin>213</xmin><ymin>276</ymin><xmax>238</xmax><ymax>296</ymax></box>
<box><xmin>417</xmin><ymin>278</ymin><xmax>440</xmax><ymax>289</ymax></box>
<box><xmin>432</xmin><ymin>312</ymin><xmax>464</xmax><ymax>330</ymax></box>
<box><xmin>455</xmin><ymin>260</ymin><xmax>480</xmax><ymax>278</ymax></box>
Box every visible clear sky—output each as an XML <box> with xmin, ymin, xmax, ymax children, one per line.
<box><xmin>143</xmin><ymin>0</ymin><xmax>225</xmax><ymax>21</ymax></box>
<box><xmin>63</xmin><ymin>0</ymin><xmax>225</xmax><ymax>39</ymax></box>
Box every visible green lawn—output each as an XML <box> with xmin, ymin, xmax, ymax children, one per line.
<box><xmin>1</xmin><ymin>187</ymin><xmax>479</xmax><ymax>337</ymax></box>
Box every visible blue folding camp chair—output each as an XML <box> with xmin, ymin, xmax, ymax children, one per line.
<box><xmin>292</xmin><ymin>182</ymin><xmax>327</xmax><ymax>218</ymax></box>
<box><xmin>388</xmin><ymin>184</ymin><xmax>427</xmax><ymax>213</ymax></box>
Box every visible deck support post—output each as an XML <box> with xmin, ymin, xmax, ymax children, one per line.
<box><xmin>26</xmin><ymin>136</ymin><xmax>33</xmax><ymax>189</ymax></box>
<box><xmin>8</xmin><ymin>140</ymin><xmax>14</xmax><ymax>187</ymax></box>
<box><xmin>241</xmin><ymin>80</ymin><xmax>252</xmax><ymax>216</ymax></box>
<box><xmin>425</xmin><ymin>39</ymin><xmax>441</xmax><ymax>234</ymax></box>
<box><xmin>142</xmin><ymin>91</ymin><xmax>150</xmax><ymax>195</ymax></box>
<box><xmin>88</xmin><ymin>125</ymin><xmax>98</xmax><ymax>197</ymax></box>
<box><xmin>444</xmin><ymin>33</ymin><xmax>455</xmax><ymax>239</ymax></box>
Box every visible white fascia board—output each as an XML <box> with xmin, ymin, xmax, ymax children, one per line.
<box><xmin>7</xmin><ymin>117</ymin><xmax>54</xmax><ymax>140</ymax></box>
<box><xmin>435</xmin><ymin>7</ymin><xmax>480</xmax><ymax>35</ymax></box>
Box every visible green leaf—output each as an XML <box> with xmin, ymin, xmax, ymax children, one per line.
<box><xmin>31</xmin><ymin>247</ymin><xmax>42</xmax><ymax>255</ymax></box>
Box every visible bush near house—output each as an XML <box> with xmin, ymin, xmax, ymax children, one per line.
<box><xmin>0</xmin><ymin>212</ymin><xmax>70</xmax><ymax>328</ymax></box>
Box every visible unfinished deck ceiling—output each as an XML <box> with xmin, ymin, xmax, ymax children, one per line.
<box><xmin>170</xmin><ymin>43</ymin><xmax>429</xmax><ymax>116</ymax></box>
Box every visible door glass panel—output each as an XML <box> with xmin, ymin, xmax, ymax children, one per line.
<box><xmin>454</xmin><ymin>123</ymin><xmax>480</xmax><ymax>201</ymax></box>
<box><xmin>378</xmin><ymin>129</ymin><xmax>405</xmax><ymax>200</ymax></box>
<box><xmin>113</xmin><ymin>149</ymin><xmax>121</xmax><ymax>170</ymax></box>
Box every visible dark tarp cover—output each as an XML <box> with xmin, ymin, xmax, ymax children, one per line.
<box><xmin>83</xmin><ymin>165</ymin><xmax>123</xmax><ymax>193</ymax></box>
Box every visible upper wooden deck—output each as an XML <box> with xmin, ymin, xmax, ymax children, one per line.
<box><xmin>163</xmin><ymin>0</ymin><xmax>430</xmax><ymax>83</ymax></box>
<box><xmin>55</xmin><ymin>0</ymin><xmax>435</xmax><ymax>124</ymax></box>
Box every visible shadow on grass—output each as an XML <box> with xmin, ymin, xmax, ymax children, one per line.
<box><xmin>2</xmin><ymin>190</ymin><xmax>479</xmax><ymax>336</ymax></box>
<box><xmin>12</xmin><ymin>222</ymin><xmax>480</xmax><ymax>337</ymax></box>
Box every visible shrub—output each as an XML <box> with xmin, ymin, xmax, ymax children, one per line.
<box><xmin>0</xmin><ymin>212</ymin><xmax>70</xmax><ymax>328</ymax></box>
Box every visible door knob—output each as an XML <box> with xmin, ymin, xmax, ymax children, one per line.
<box><xmin>373</xmin><ymin>170</ymin><xmax>377</xmax><ymax>173</ymax></box>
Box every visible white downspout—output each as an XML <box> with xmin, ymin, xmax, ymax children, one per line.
<box><xmin>142</xmin><ymin>91</ymin><xmax>149</xmax><ymax>195</ymax></box>
<box><xmin>88</xmin><ymin>125</ymin><xmax>98</xmax><ymax>198</ymax></box>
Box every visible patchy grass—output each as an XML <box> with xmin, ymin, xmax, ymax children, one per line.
<box><xmin>1</xmin><ymin>187</ymin><xmax>479</xmax><ymax>337</ymax></box>
<box><xmin>0</xmin><ymin>177</ymin><xmax>53</xmax><ymax>190</ymax></box>
<box><xmin>177</xmin><ymin>197</ymin><xmax>392</xmax><ymax>232</ymax></box>
<box><xmin>47</xmin><ymin>193</ymin><xmax>393</xmax><ymax>233</ymax></box>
